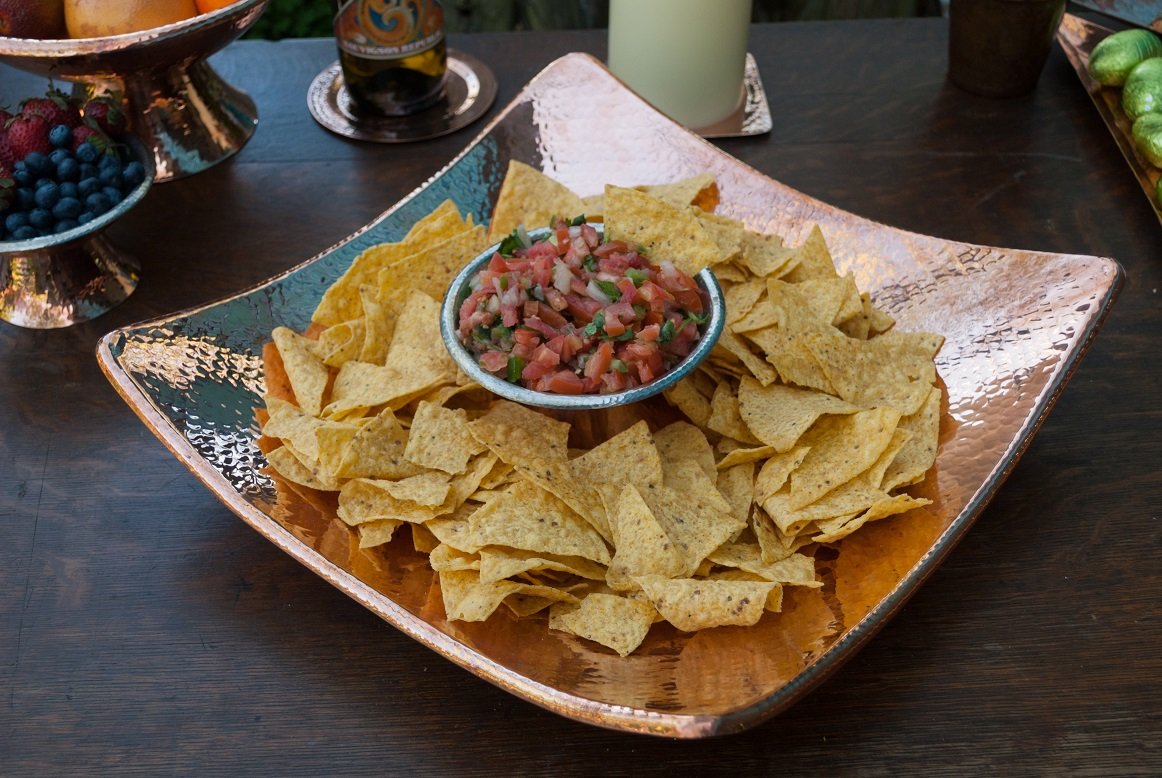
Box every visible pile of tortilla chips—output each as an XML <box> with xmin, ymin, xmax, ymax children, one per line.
<box><xmin>257</xmin><ymin>160</ymin><xmax>944</xmax><ymax>657</ymax></box>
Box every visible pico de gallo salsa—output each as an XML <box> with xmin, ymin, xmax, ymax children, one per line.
<box><xmin>457</xmin><ymin>217</ymin><xmax>708</xmax><ymax>395</ymax></box>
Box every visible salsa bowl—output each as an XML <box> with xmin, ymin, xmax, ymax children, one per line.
<box><xmin>440</xmin><ymin>224</ymin><xmax>726</xmax><ymax>411</ymax></box>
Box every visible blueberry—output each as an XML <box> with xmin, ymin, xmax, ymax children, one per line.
<box><xmin>48</xmin><ymin>147</ymin><xmax>71</xmax><ymax>167</ymax></box>
<box><xmin>12</xmin><ymin>225</ymin><xmax>37</xmax><ymax>241</ymax></box>
<box><xmin>79</xmin><ymin>163</ymin><xmax>99</xmax><ymax>180</ymax></box>
<box><xmin>5</xmin><ymin>212</ymin><xmax>29</xmax><ymax>231</ymax></box>
<box><xmin>15</xmin><ymin>187</ymin><xmax>35</xmax><ymax>211</ymax></box>
<box><xmin>98</xmin><ymin>153</ymin><xmax>120</xmax><ymax>172</ymax></box>
<box><xmin>85</xmin><ymin>192</ymin><xmax>111</xmax><ymax>215</ymax></box>
<box><xmin>56</xmin><ymin>158</ymin><xmax>80</xmax><ymax>182</ymax></box>
<box><xmin>53</xmin><ymin>197</ymin><xmax>82</xmax><ymax>221</ymax></box>
<box><xmin>59</xmin><ymin>182</ymin><xmax>79</xmax><ymax>199</ymax></box>
<box><xmin>102</xmin><ymin>186</ymin><xmax>123</xmax><ymax>205</ymax></box>
<box><xmin>49</xmin><ymin>124</ymin><xmax>73</xmax><ymax>149</ymax></box>
<box><xmin>12</xmin><ymin>161</ymin><xmax>32</xmax><ymax>187</ymax></box>
<box><xmin>77</xmin><ymin>211</ymin><xmax>95</xmax><ymax>225</ymax></box>
<box><xmin>122</xmin><ymin>161</ymin><xmax>146</xmax><ymax>188</ymax></box>
<box><xmin>75</xmin><ymin>142</ymin><xmax>100</xmax><ymax>164</ymax></box>
<box><xmin>23</xmin><ymin>152</ymin><xmax>49</xmax><ymax>176</ymax></box>
<box><xmin>54</xmin><ymin>218</ymin><xmax>79</xmax><ymax>234</ymax></box>
<box><xmin>34</xmin><ymin>182</ymin><xmax>60</xmax><ymax>209</ymax></box>
<box><xmin>77</xmin><ymin>177</ymin><xmax>100</xmax><ymax>198</ymax></box>
<box><xmin>99</xmin><ymin>167</ymin><xmax>124</xmax><ymax>189</ymax></box>
<box><xmin>28</xmin><ymin>208</ymin><xmax>54</xmax><ymax>230</ymax></box>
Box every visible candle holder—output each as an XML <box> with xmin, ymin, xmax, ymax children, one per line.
<box><xmin>0</xmin><ymin>0</ymin><xmax>269</xmax><ymax>182</ymax></box>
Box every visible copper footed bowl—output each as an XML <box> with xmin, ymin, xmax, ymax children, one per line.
<box><xmin>0</xmin><ymin>0</ymin><xmax>269</xmax><ymax>182</ymax></box>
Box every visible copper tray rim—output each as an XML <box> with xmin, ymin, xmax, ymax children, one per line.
<box><xmin>95</xmin><ymin>52</ymin><xmax>1123</xmax><ymax>738</ymax></box>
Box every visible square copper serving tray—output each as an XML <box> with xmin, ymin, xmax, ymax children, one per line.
<box><xmin>98</xmin><ymin>53</ymin><xmax>1121</xmax><ymax>738</ymax></box>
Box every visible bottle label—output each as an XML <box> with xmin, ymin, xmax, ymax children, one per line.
<box><xmin>335</xmin><ymin>0</ymin><xmax>445</xmax><ymax>60</ymax></box>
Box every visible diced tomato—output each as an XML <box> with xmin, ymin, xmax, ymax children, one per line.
<box><xmin>544</xmin><ymin>287</ymin><xmax>568</xmax><ymax>311</ymax></box>
<box><xmin>527</xmin><ymin>240</ymin><xmax>558</xmax><ymax>261</ymax></box>
<box><xmin>584</xmin><ymin>340</ymin><xmax>614</xmax><ymax>383</ymax></box>
<box><xmin>593</xmin><ymin>239</ymin><xmax>628</xmax><ymax>257</ymax></box>
<box><xmin>531</xmin><ymin>343</ymin><xmax>561</xmax><ymax>368</ymax></box>
<box><xmin>636</xmin><ymin>280</ymin><xmax>674</xmax><ymax>305</ymax></box>
<box><xmin>521</xmin><ymin>359</ymin><xmax>553</xmax><ymax>383</ymax></box>
<box><xmin>479</xmin><ymin>351</ymin><xmax>508</xmax><ymax>374</ymax></box>
<box><xmin>600</xmin><ymin>369</ymin><xmax>629</xmax><ymax>393</ymax></box>
<box><xmin>580</xmin><ymin>223</ymin><xmax>600</xmax><ymax>248</ymax></box>
<box><xmin>535</xmin><ymin>304</ymin><xmax>569</xmax><ymax>329</ymax></box>
<box><xmin>603</xmin><ymin>316</ymin><xmax>627</xmax><ymax>337</ymax></box>
<box><xmin>540</xmin><ymin>370</ymin><xmax>585</xmax><ymax>394</ymax></box>
<box><xmin>564</xmin><ymin>293</ymin><xmax>602</xmax><ymax>323</ymax></box>
<box><xmin>638</xmin><ymin>323</ymin><xmax>661</xmax><ymax>342</ymax></box>
<box><xmin>523</xmin><ymin>315</ymin><xmax>559</xmax><ymax>340</ymax></box>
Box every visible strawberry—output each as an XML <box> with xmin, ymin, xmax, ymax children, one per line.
<box><xmin>21</xmin><ymin>89</ymin><xmax>81</xmax><ymax>129</ymax></box>
<box><xmin>6</xmin><ymin>113</ymin><xmax>52</xmax><ymax>160</ymax></box>
<box><xmin>71</xmin><ymin>123</ymin><xmax>110</xmax><ymax>152</ymax></box>
<box><xmin>82</xmin><ymin>96</ymin><xmax>129</xmax><ymax>137</ymax></box>
<box><xmin>0</xmin><ymin>125</ymin><xmax>14</xmax><ymax>168</ymax></box>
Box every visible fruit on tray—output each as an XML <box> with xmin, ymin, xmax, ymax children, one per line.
<box><xmin>1</xmin><ymin>88</ymin><xmax>147</xmax><ymax>243</ymax></box>
<box><xmin>0</xmin><ymin>0</ymin><xmax>67</xmax><ymax>39</ymax></box>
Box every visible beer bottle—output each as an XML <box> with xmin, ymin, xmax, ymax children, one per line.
<box><xmin>333</xmin><ymin>0</ymin><xmax>448</xmax><ymax>117</ymax></box>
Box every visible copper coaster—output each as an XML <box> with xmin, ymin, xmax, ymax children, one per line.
<box><xmin>308</xmin><ymin>50</ymin><xmax>497</xmax><ymax>143</ymax></box>
<box><xmin>698</xmin><ymin>53</ymin><xmax>772</xmax><ymax>138</ymax></box>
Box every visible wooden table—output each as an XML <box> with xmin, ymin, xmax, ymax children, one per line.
<box><xmin>2</xmin><ymin>18</ymin><xmax>1159</xmax><ymax>775</ymax></box>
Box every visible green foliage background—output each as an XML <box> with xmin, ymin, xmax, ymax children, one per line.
<box><xmin>245</xmin><ymin>0</ymin><xmax>940</xmax><ymax>41</ymax></box>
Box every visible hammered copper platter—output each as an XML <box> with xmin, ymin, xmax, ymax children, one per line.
<box><xmin>96</xmin><ymin>53</ymin><xmax>1121</xmax><ymax>738</ymax></box>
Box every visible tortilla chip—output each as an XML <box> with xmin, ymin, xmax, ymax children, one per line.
<box><xmin>467</xmin><ymin>400</ymin><xmax>571</xmax><ymax>469</ymax></box>
<box><xmin>635</xmin><ymin>575</ymin><xmax>776</xmax><ymax>632</ymax></box>
<box><xmin>706</xmin><ymin>382</ymin><xmax>762</xmax><ymax>444</ymax></box>
<box><xmin>804</xmin><ymin>328</ymin><xmax>944</xmax><ymax>416</ymax></box>
<box><xmin>333</xmin><ymin>408</ymin><xmax>422</xmax><ymax>480</ymax></box>
<box><xmin>781</xmin><ymin>224</ymin><xmax>839</xmax><ymax>282</ymax></box>
<box><xmin>466</xmin><ymin>480</ymin><xmax>611</xmax><ymax>564</ymax></box>
<box><xmin>549</xmin><ymin>593</ymin><xmax>657</xmax><ymax>656</ymax></box>
<box><xmin>603</xmin><ymin>185</ymin><xmax>725</xmax><ymax>275</ymax></box>
<box><xmin>789</xmin><ymin>407</ymin><xmax>901</xmax><ymax>510</ymax></box>
<box><xmin>271</xmin><ymin>327</ymin><xmax>331</xmax><ymax>416</ymax></box>
<box><xmin>478</xmin><ymin>547</ymin><xmax>607</xmax><ymax>584</ymax></box>
<box><xmin>313</xmin><ymin>199</ymin><xmax>466</xmax><ymax>326</ymax></box>
<box><xmin>488</xmin><ymin>160</ymin><xmax>587</xmax><ymax>239</ymax></box>
<box><xmin>605</xmin><ymin>484</ymin><xmax>687</xmax><ymax>590</ymax></box>
<box><xmin>653</xmin><ymin>421</ymin><xmax>716</xmax><ymax>481</ymax></box>
<box><xmin>882</xmin><ymin>385</ymin><xmax>942</xmax><ymax>491</ymax></box>
<box><xmin>404</xmin><ymin>401</ymin><xmax>481</xmax><ymax>475</ymax></box>
<box><xmin>737</xmin><ymin>378</ymin><xmax>861</xmax><ymax>452</ymax></box>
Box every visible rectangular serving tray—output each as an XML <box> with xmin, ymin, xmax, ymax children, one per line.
<box><xmin>97</xmin><ymin>53</ymin><xmax>1122</xmax><ymax>738</ymax></box>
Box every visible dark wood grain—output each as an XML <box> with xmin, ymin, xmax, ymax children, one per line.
<box><xmin>2</xmin><ymin>18</ymin><xmax>1160</xmax><ymax>776</ymax></box>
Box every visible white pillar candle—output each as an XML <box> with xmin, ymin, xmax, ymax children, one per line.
<box><xmin>608</xmin><ymin>0</ymin><xmax>753</xmax><ymax>129</ymax></box>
